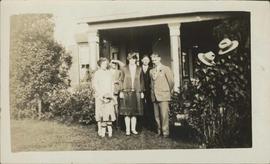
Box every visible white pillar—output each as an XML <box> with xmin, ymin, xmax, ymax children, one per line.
<box><xmin>87</xmin><ymin>29</ymin><xmax>99</xmax><ymax>70</ymax></box>
<box><xmin>168</xmin><ymin>23</ymin><xmax>182</xmax><ymax>92</ymax></box>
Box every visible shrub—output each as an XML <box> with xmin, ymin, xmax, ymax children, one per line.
<box><xmin>47</xmin><ymin>89</ymin><xmax>73</xmax><ymax>121</ymax></box>
<box><xmin>71</xmin><ymin>83</ymin><xmax>95</xmax><ymax>125</ymax></box>
<box><xmin>47</xmin><ymin>83</ymin><xmax>95</xmax><ymax>125</ymax></box>
<box><xmin>170</xmin><ymin>17</ymin><xmax>251</xmax><ymax>148</ymax></box>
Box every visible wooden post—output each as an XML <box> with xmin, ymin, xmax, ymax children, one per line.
<box><xmin>168</xmin><ymin>23</ymin><xmax>181</xmax><ymax>92</ymax></box>
<box><xmin>87</xmin><ymin>29</ymin><xmax>100</xmax><ymax>70</ymax></box>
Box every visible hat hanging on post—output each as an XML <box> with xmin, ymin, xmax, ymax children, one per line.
<box><xmin>218</xmin><ymin>38</ymin><xmax>239</xmax><ymax>55</ymax></box>
<box><xmin>198</xmin><ymin>51</ymin><xmax>216</xmax><ymax>66</ymax></box>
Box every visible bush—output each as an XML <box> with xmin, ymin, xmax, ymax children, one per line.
<box><xmin>170</xmin><ymin>17</ymin><xmax>251</xmax><ymax>148</ymax></box>
<box><xmin>47</xmin><ymin>83</ymin><xmax>95</xmax><ymax>125</ymax></box>
<box><xmin>71</xmin><ymin>83</ymin><xmax>95</xmax><ymax>125</ymax></box>
<box><xmin>47</xmin><ymin>89</ymin><xmax>73</xmax><ymax>121</ymax></box>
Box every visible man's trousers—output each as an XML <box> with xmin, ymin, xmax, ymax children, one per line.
<box><xmin>153</xmin><ymin>101</ymin><xmax>169</xmax><ymax>136</ymax></box>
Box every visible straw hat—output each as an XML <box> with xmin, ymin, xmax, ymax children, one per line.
<box><xmin>218</xmin><ymin>38</ymin><xmax>239</xmax><ymax>55</ymax></box>
<box><xmin>198</xmin><ymin>51</ymin><xmax>216</xmax><ymax>66</ymax></box>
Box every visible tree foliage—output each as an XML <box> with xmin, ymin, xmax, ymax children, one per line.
<box><xmin>10</xmin><ymin>14</ymin><xmax>72</xmax><ymax>118</ymax></box>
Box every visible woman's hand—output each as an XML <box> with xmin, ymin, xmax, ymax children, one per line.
<box><xmin>141</xmin><ymin>92</ymin><xmax>144</xmax><ymax>99</ymax></box>
<box><xmin>111</xmin><ymin>60</ymin><xmax>125</xmax><ymax>67</ymax></box>
<box><xmin>119</xmin><ymin>92</ymin><xmax>124</xmax><ymax>99</ymax></box>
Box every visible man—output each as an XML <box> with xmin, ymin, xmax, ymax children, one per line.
<box><xmin>150</xmin><ymin>53</ymin><xmax>174</xmax><ymax>137</ymax></box>
<box><xmin>140</xmin><ymin>55</ymin><xmax>155</xmax><ymax>131</ymax></box>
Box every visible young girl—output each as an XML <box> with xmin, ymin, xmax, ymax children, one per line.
<box><xmin>92</xmin><ymin>57</ymin><xmax>116</xmax><ymax>137</ymax></box>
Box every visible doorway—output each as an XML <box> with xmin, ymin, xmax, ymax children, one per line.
<box><xmin>99</xmin><ymin>24</ymin><xmax>170</xmax><ymax>66</ymax></box>
<box><xmin>180</xmin><ymin>20</ymin><xmax>221</xmax><ymax>82</ymax></box>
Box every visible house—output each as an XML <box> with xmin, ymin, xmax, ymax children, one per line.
<box><xmin>69</xmin><ymin>11</ymin><xmax>249</xmax><ymax>90</ymax></box>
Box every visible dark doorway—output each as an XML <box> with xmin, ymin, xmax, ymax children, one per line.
<box><xmin>99</xmin><ymin>24</ymin><xmax>169</xmax><ymax>64</ymax></box>
<box><xmin>180</xmin><ymin>20</ymin><xmax>221</xmax><ymax>81</ymax></box>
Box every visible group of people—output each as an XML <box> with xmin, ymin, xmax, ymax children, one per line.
<box><xmin>92</xmin><ymin>52</ymin><xmax>174</xmax><ymax>138</ymax></box>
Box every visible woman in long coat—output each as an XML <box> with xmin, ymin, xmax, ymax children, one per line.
<box><xmin>119</xmin><ymin>52</ymin><xmax>145</xmax><ymax>135</ymax></box>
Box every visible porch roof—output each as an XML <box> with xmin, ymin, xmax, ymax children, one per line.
<box><xmin>80</xmin><ymin>11</ymin><xmax>245</xmax><ymax>25</ymax></box>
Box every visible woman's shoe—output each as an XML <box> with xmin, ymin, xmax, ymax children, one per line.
<box><xmin>100</xmin><ymin>127</ymin><xmax>106</xmax><ymax>138</ymax></box>
<box><xmin>131</xmin><ymin>130</ymin><xmax>138</xmax><ymax>135</ymax></box>
<box><xmin>108</xmin><ymin>126</ymin><xmax>113</xmax><ymax>138</ymax></box>
<box><xmin>126</xmin><ymin>131</ymin><xmax>131</xmax><ymax>136</ymax></box>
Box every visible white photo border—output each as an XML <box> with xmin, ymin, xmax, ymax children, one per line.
<box><xmin>1</xmin><ymin>1</ymin><xmax>270</xmax><ymax>163</ymax></box>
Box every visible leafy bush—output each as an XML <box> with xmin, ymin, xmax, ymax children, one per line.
<box><xmin>47</xmin><ymin>89</ymin><xmax>73</xmax><ymax>120</ymax></box>
<box><xmin>170</xmin><ymin>17</ymin><xmax>251</xmax><ymax>148</ymax></box>
<box><xmin>169</xmin><ymin>84</ymin><xmax>193</xmax><ymax>126</ymax></box>
<box><xmin>47</xmin><ymin>83</ymin><xmax>95</xmax><ymax>125</ymax></box>
<box><xmin>70</xmin><ymin>83</ymin><xmax>95</xmax><ymax>125</ymax></box>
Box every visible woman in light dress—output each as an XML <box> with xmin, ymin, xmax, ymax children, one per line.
<box><xmin>92</xmin><ymin>57</ymin><xmax>116</xmax><ymax>138</ymax></box>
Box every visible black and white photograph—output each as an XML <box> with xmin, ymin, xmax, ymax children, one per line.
<box><xmin>1</xmin><ymin>1</ymin><xmax>270</xmax><ymax>163</ymax></box>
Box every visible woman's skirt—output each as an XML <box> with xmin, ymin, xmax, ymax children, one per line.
<box><xmin>119</xmin><ymin>91</ymin><xmax>143</xmax><ymax>116</ymax></box>
<box><xmin>95</xmin><ymin>100</ymin><xmax>116</xmax><ymax>122</ymax></box>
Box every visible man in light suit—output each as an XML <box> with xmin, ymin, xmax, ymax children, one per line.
<box><xmin>150</xmin><ymin>53</ymin><xmax>174</xmax><ymax>138</ymax></box>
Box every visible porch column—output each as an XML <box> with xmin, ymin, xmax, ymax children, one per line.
<box><xmin>168</xmin><ymin>23</ymin><xmax>182</xmax><ymax>92</ymax></box>
<box><xmin>87</xmin><ymin>29</ymin><xmax>100</xmax><ymax>70</ymax></box>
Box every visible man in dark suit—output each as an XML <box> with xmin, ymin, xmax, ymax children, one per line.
<box><xmin>141</xmin><ymin>55</ymin><xmax>155</xmax><ymax>131</ymax></box>
<box><xmin>150</xmin><ymin>53</ymin><xmax>174</xmax><ymax>137</ymax></box>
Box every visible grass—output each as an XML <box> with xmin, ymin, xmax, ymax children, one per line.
<box><xmin>11</xmin><ymin>119</ymin><xmax>199</xmax><ymax>152</ymax></box>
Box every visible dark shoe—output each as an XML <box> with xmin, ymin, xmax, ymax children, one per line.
<box><xmin>155</xmin><ymin>131</ymin><xmax>161</xmax><ymax>137</ymax></box>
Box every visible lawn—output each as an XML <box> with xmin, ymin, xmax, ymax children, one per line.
<box><xmin>11</xmin><ymin>119</ymin><xmax>199</xmax><ymax>152</ymax></box>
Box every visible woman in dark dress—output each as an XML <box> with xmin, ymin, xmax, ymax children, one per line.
<box><xmin>119</xmin><ymin>52</ymin><xmax>144</xmax><ymax>135</ymax></box>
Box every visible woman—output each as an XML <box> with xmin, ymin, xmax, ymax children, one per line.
<box><xmin>92</xmin><ymin>57</ymin><xmax>116</xmax><ymax>138</ymax></box>
<box><xmin>119</xmin><ymin>52</ymin><xmax>144</xmax><ymax>135</ymax></box>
